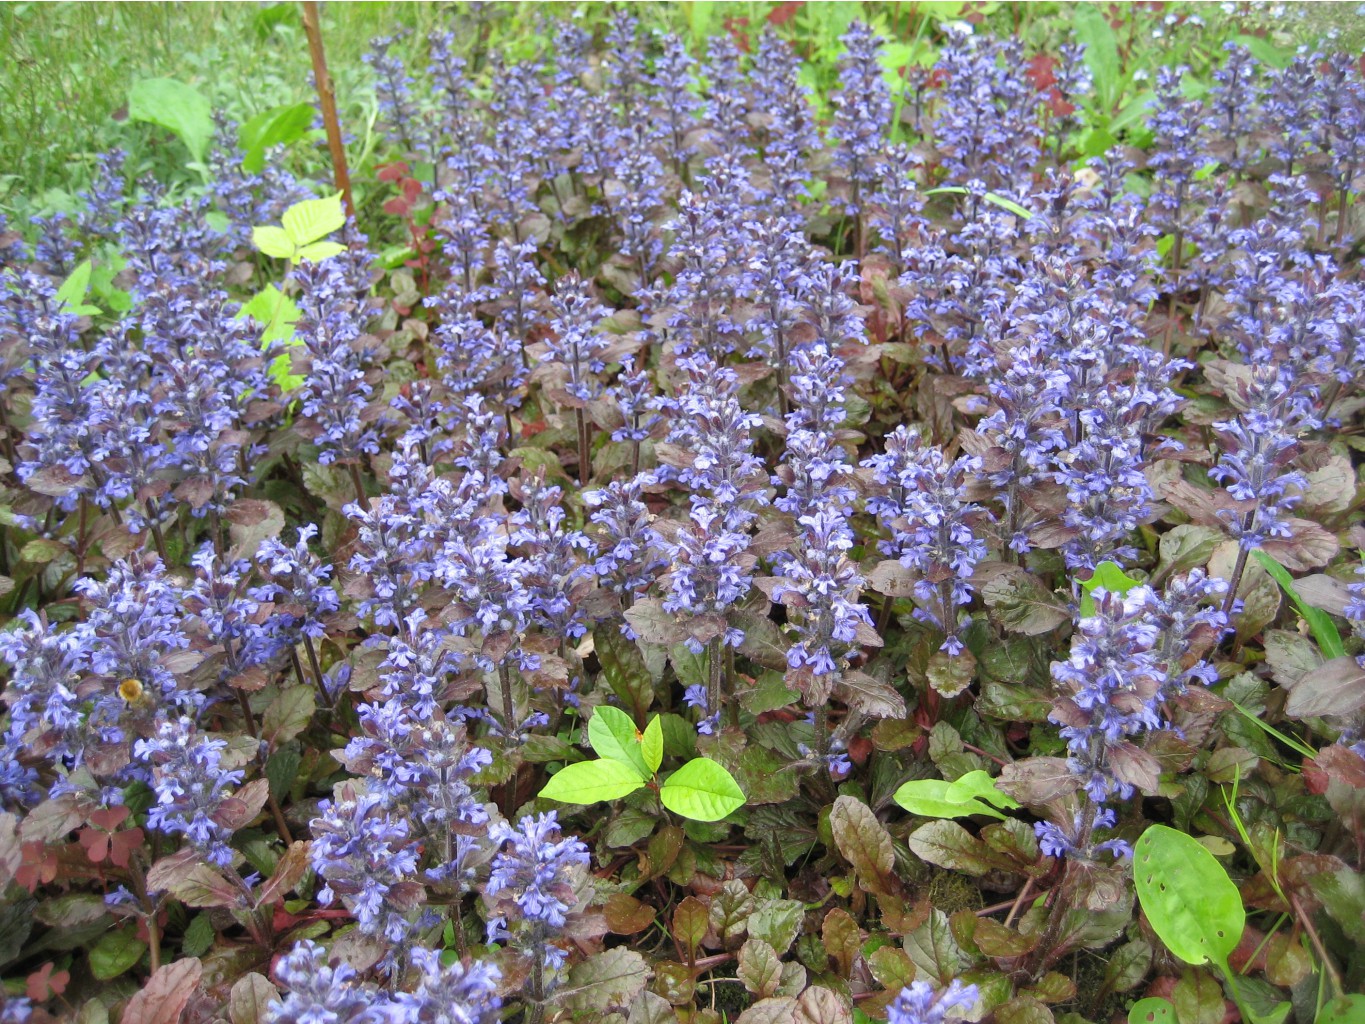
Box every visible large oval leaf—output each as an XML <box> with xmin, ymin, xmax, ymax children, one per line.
<box><xmin>541</xmin><ymin>759</ymin><xmax>646</xmax><ymax>805</ymax></box>
<box><xmin>660</xmin><ymin>757</ymin><xmax>745</xmax><ymax>822</ymax></box>
<box><xmin>588</xmin><ymin>705</ymin><xmax>649</xmax><ymax>780</ymax></box>
<box><xmin>128</xmin><ymin>78</ymin><xmax>214</xmax><ymax>164</ymax></box>
<box><xmin>1133</xmin><ymin>825</ymin><xmax>1244</xmax><ymax>967</ymax></box>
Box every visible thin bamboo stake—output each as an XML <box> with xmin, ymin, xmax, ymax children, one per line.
<box><xmin>300</xmin><ymin>1</ymin><xmax>355</xmax><ymax>221</ymax></box>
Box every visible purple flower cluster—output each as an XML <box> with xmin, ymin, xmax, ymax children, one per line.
<box><xmin>133</xmin><ymin>716</ymin><xmax>245</xmax><ymax>868</ymax></box>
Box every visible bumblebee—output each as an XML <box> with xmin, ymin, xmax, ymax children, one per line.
<box><xmin>117</xmin><ymin>678</ymin><xmax>154</xmax><ymax>709</ymax></box>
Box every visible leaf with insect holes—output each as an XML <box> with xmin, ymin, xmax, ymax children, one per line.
<box><xmin>541</xmin><ymin>758</ymin><xmax>647</xmax><ymax>805</ymax></box>
<box><xmin>1133</xmin><ymin>825</ymin><xmax>1244</xmax><ymax>968</ymax></box>
<box><xmin>660</xmin><ymin>757</ymin><xmax>745</xmax><ymax>822</ymax></box>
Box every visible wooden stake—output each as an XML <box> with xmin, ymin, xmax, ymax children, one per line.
<box><xmin>300</xmin><ymin>1</ymin><xmax>355</xmax><ymax>221</ymax></box>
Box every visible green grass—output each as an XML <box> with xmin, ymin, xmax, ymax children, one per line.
<box><xmin>1</xmin><ymin>1</ymin><xmax>1357</xmax><ymax>221</ymax></box>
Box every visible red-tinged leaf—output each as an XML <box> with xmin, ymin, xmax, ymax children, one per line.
<box><xmin>147</xmin><ymin>850</ymin><xmax>241</xmax><ymax>908</ymax></box>
<box><xmin>997</xmin><ymin>757</ymin><xmax>1081</xmax><ymax>806</ymax></box>
<box><xmin>255</xmin><ymin>840</ymin><xmax>312</xmax><ymax>907</ymax></box>
<box><xmin>382</xmin><ymin>197</ymin><xmax>410</xmax><ymax>217</ymax></box>
<box><xmin>121</xmin><ymin>957</ymin><xmax>202</xmax><ymax>1024</ymax></box>
<box><xmin>230</xmin><ymin>972</ymin><xmax>279</xmax><ymax>1024</ymax></box>
<box><xmin>1285</xmin><ymin>656</ymin><xmax>1365</xmax><ymax>719</ymax></box>
<box><xmin>1304</xmin><ymin>745</ymin><xmax>1365</xmax><ymax>795</ymax></box>
<box><xmin>213</xmin><ymin>778</ymin><xmax>270</xmax><ymax>832</ymax></box>
<box><xmin>26</xmin><ymin>961</ymin><xmax>70</xmax><ymax>1001</ymax></box>
<box><xmin>17</xmin><ymin>841</ymin><xmax>58</xmax><ymax>891</ymax></box>
<box><xmin>109</xmin><ymin>828</ymin><xmax>145</xmax><ymax>869</ymax></box>
<box><xmin>78</xmin><ymin>827</ymin><xmax>111</xmax><ymax>864</ymax></box>
<box><xmin>767</xmin><ymin>1</ymin><xmax>802</xmax><ymax>25</ymax></box>
<box><xmin>1026</xmin><ymin>53</ymin><xmax>1058</xmax><ymax>91</ymax></box>
<box><xmin>829</xmin><ymin>795</ymin><xmax>897</xmax><ymax>897</ymax></box>
<box><xmin>90</xmin><ymin>806</ymin><xmax>130</xmax><ymax>831</ymax></box>
<box><xmin>1262</xmin><ymin>518</ymin><xmax>1340</xmax><ymax>571</ymax></box>
<box><xmin>376</xmin><ymin>161</ymin><xmax>409</xmax><ymax>182</ymax></box>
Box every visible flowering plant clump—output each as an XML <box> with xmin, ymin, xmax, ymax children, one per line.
<box><xmin>1</xmin><ymin>5</ymin><xmax>1364</xmax><ymax>1023</ymax></box>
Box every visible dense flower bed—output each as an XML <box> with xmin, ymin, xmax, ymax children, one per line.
<box><xmin>1</xmin><ymin>8</ymin><xmax>1363</xmax><ymax>1024</ymax></box>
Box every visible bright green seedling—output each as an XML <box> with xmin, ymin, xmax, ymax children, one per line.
<box><xmin>1134</xmin><ymin>825</ymin><xmax>1282</xmax><ymax>1024</ymax></box>
<box><xmin>1252</xmin><ymin>551</ymin><xmax>1346</xmax><ymax>659</ymax></box>
<box><xmin>1128</xmin><ymin>997</ymin><xmax>1177</xmax><ymax>1024</ymax></box>
<box><xmin>55</xmin><ymin>260</ymin><xmax>103</xmax><ymax>318</ymax></box>
<box><xmin>237</xmin><ymin>285</ymin><xmax>304</xmax><ymax>391</ymax></box>
<box><xmin>247</xmin><ymin>193</ymin><xmax>348</xmax><ymax>390</ymax></box>
<box><xmin>1080</xmin><ymin>561</ymin><xmax>1143</xmax><ymax>617</ymax></box>
<box><xmin>252</xmin><ymin>193</ymin><xmax>348</xmax><ymax>265</ymax></box>
<box><xmin>893</xmin><ymin>769</ymin><xmax>1021</xmax><ymax>821</ymax></box>
<box><xmin>540</xmin><ymin>705</ymin><xmax>744</xmax><ymax>822</ymax></box>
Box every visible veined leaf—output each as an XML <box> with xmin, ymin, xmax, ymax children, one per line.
<box><xmin>282</xmin><ymin>193</ymin><xmax>346</xmax><ymax>246</ymax></box>
<box><xmin>541</xmin><ymin>758</ymin><xmax>646</xmax><ymax>805</ymax></box>
<box><xmin>588</xmin><ymin>705</ymin><xmax>650</xmax><ymax>780</ymax></box>
<box><xmin>128</xmin><ymin>77</ymin><xmax>214</xmax><ymax>164</ymax></box>
<box><xmin>660</xmin><ymin>757</ymin><xmax>745</xmax><ymax>822</ymax></box>
<box><xmin>251</xmin><ymin>226</ymin><xmax>295</xmax><ymax>261</ymax></box>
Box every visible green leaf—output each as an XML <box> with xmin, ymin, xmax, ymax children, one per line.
<box><xmin>180</xmin><ymin>913</ymin><xmax>215</xmax><ymax>959</ymax></box>
<box><xmin>1080</xmin><ymin>561</ymin><xmax>1143</xmax><ymax>617</ymax></box>
<box><xmin>238</xmin><ymin>285</ymin><xmax>301</xmax><ymax>345</ymax></box>
<box><xmin>660</xmin><ymin>757</ymin><xmax>745</xmax><ymax>822</ymax></box>
<box><xmin>261</xmin><ymin>686</ymin><xmax>315</xmax><ymax>750</ymax></box>
<box><xmin>1073</xmin><ymin>3</ymin><xmax>1120</xmax><ymax>111</ymax></box>
<box><xmin>282</xmin><ymin>193</ymin><xmax>346</xmax><ymax>247</ymax></box>
<box><xmin>1316</xmin><ymin>995</ymin><xmax>1365</xmax><ymax>1024</ymax></box>
<box><xmin>641</xmin><ymin>716</ymin><xmax>663</xmax><ymax>775</ymax></box>
<box><xmin>128</xmin><ymin>78</ymin><xmax>214</xmax><ymax>164</ymax></box>
<box><xmin>295</xmin><ymin>241</ymin><xmax>346</xmax><ymax>264</ymax></box>
<box><xmin>90</xmin><ymin>928</ymin><xmax>146</xmax><ymax>980</ymax></box>
<box><xmin>55</xmin><ymin>259</ymin><xmax>99</xmax><ymax>315</ymax></box>
<box><xmin>588</xmin><ymin>705</ymin><xmax>650</xmax><ymax>780</ymax></box>
<box><xmin>1128</xmin><ymin>997</ymin><xmax>1176</xmax><ymax>1024</ymax></box>
<box><xmin>1133</xmin><ymin>824</ymin><xmax>1245</xmax><ymax>968</ymax></box>
<box><xmin>923</xmin><ymin>186</ymin><xmax>1032</xmax><ymax>220</ymax></box>
<box><xmin>239</xmin><ymin>102</ymin><xmax>314</xmax><ymax>174</ymax></box>
<box><xmin>895</xmin><ymin>770</ymin><xmax>1019</xmax><ymax>821</ymax></box>
<box><xmin>893</xmin><ymin>778</ymin><xmax>1006</xmax><ymax>820</ymax></box>
<box><xmin>541</xmin><ymin>758</ymin><xmax>646</xmax><ymax>805</ymax></box>
<box><xmin>251</xmin><ymin>225</ymin><xmax>295</xmax><ymax>261</ymax></box>
<box><xmin>946</xmin><ymin>769</ymin><xmax>1022</xmax><ymax>810</ymax></box>
<box><xmin>1251</xmin><ymin>551</ymin><xmax>1345</xmax><ymax>659</ymax></box>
